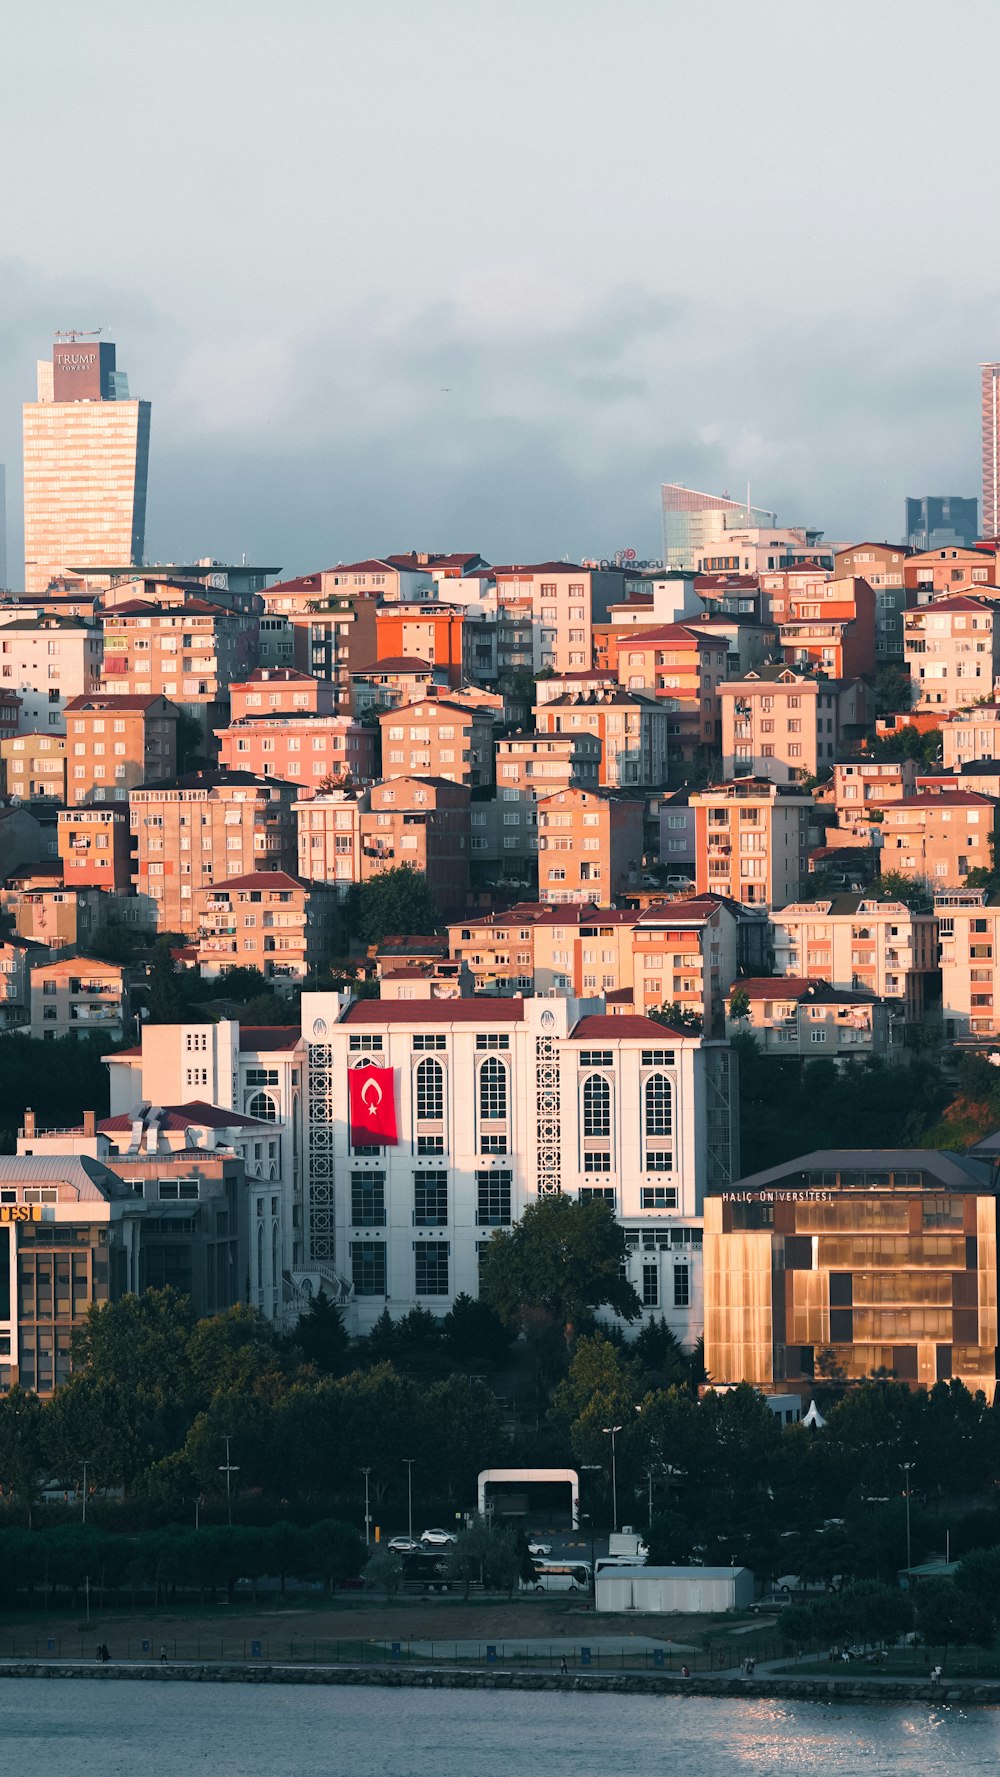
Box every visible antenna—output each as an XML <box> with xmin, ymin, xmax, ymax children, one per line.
<box><xmin>54</xmin><ymin>328</ymin><xmax>103</xmax><ymax>344</ymax></box>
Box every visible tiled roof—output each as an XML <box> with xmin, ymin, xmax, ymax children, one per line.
<box><xmin>203</xmin><ymin>871</ymin><xmax>308</xmax><ymax>892</ymax></box>
<box><xmin>571</xmin><ymin>1014</ymin><xmax>692</xmax><ymax>1038</ymax></box>
<box><xmin>238</xmin><ymin>1026</ymin><xmax>302</xmax><ymax>1050</ymax></box>
<box><xmin>64</xmin><ymin>694</ymin><xmax>167</xmax><ymax>712</ymax></box>
<box><xmin>354</xmin><ymin>657</ymin><xmax>435</xmax><ymax>673</ymax></box>
<box><xmin>341</xmin><ymin>998</ymin><xmax>525</xmax><ymax>1025</ymax></box>
<box><xmin>99</xmin><ymin>1100</ymin><xmax>273</xmax><ymax>1132</ymax></box>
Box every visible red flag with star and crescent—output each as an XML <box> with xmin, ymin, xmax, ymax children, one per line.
<box><xmin>348</xmin><ymin>1066</ymin><xmax>398</xmax><ymax>1145</ymax></box>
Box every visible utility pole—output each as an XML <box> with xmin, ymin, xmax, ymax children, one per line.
<box><xmin>900</xmin><ymin>1462</ymin><xmax>914</xmax><ymax>1571</ymax></box>
<box><xmin>602</xmin><ymin>1425</ymin><xmax>622</xmax><ymax>1534</ymax></box>
<box><xmin>81</xmin><ymin>1459</ymin><xmax>89</xmax><ymax>1525</ymax></box>
<box><xmin>219</xmin><ymin>1436</ymin><xmax>240</xmax><ymax>1527</ymax></box>
<box><xmin>404</xmin><ymin>1458</ymin><xmax>415</xmax><ymax>1542</ymax></box>
<box><xmin>361</xmin><ymin>1467</ymin><xmax>371</xmax><ymax>1545</ymax></box>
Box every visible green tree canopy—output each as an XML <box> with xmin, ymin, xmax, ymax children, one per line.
<box><xmin>349</xmin><ymin>866</ymin><xmax>439</xmax><ymax>943</ymax></box>
<box><xmin>480</xmin><ymin>1194</ymin><xmax>641</xmax><ymax>1341</ymax></box>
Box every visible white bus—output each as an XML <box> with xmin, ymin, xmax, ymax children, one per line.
<box><xmin>523</xmin><ymin>1561</ymin><xmax>593</xmax><ymax>1593</ymax></box>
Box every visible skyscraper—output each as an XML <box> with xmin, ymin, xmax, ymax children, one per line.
<box><xmin>660</xmin><ymin>483</ymin><xmax>776</xmax><ymax>570</ymax></box>
<box><xmin>981</xmin><ymin>362</ymin><xmax>1000</xmax><ymax>540</ymax></box>
<box><xmin>905</xmin><ymin>494</ymin><xmax>978</xmax><ymax>551</ymax></box>
<box><xmin>22</xmin><ymin>333</ymin><xmax>150</xmax><ymax>594</ymax></box>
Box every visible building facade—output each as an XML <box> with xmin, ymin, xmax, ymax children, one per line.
<box><xmin>130</xmin><ymin>771</ymin><xmax>298</xmax><ymax>932</ymax></box>
<box><xmin>691</xmin><ymin>779</ymin><xmax>814</xmax><ymax>909</ymax></box>
<box><xmin>64</xmin><ymin>693</ymin><xmax>178</xmax><ymax>804</ymax></box>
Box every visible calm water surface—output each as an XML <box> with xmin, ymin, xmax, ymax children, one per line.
<box><xmin>2</xmin><ymin>1681</ymin><xmax>999</xmax><ymax>1776</ymax></box>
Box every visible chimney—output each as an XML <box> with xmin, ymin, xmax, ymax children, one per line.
<box><xmin>23</xmin><ymin>1109</ymin><xmax>35</xmax><ymax>1138</ymax></box>
<box><xmin>83</xmin><ymin>1109</ymin><xmax>96</xmax><ymax>1137</ymax></box>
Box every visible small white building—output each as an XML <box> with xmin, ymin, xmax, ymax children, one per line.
<box><xmin>596</xmin><ymin>1564</ymin><xmax>754</xmax><ymax>1614</ymax></box>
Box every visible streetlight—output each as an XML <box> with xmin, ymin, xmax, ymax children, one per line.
<box><xmin>404</xmin><ymin>1458</ymin><xmax>415</xmax><ymax>1542</ymax></box>
<box><xmin>900</xmin><ymin>1462</ymin><xmax>915</xmax><ymax>1571</ymax></box>
<box><xmin>219</xmin><ymin>1435</ymin><xmax>240</xmax><ymax>1527</ymax></box>
<box><xmin>580</xmin><ymin>1465</ymin><xmax>601</xmax><ymax>1574</ymax></box>
<box><xmin>602</xmin><ymin>1425</ymin><xmax>623</xmax><ymax>1534</ymax></box>
<box><xmin>361</xmin><ymin>1467</ymin><xmax>372</xmax><ymax>1545</ymax></box>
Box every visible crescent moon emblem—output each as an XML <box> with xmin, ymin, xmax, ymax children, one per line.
<box><xmin>361</xmin><ymin>1076</ymin><xmax>384</xmax><ymax>1118</ymax></box>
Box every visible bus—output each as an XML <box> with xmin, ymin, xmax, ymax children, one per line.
<box><xmin>523</xmin><ymin>1561</ymin><xmax>593</xmax><ymax>1593</ymax></box>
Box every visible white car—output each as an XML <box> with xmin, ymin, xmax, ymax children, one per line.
<box><xmin>528</xmin><ymin>1540</ymin><xmax>552</xmax><ymax>1559</ymax></box>
<box><xmin>664</xmin><ymin>874</ymin><xmax>695</xmax><ymax>892</ymax></box>
<box><xmin>420</xmin><ymin>1528</ymin><xmax>458</xmax><ymax>1548</ymax></box>
<box><xmin>387</xmin><ymin>1536</ymin><xmax>421</xmax><ymax>1554</ymax></box>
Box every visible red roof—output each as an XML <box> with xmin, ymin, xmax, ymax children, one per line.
<box><xmin>99</xmin><ymin>1100</ymin><xmax>272</xmax><ymax>1132</ymax></box>
<box><xmin>914</xmin><ymin>595</ymin><xmax>992</xmax><ymax>614</ymax></box>
<box><xmin>571</xmin><ymin>1014</ymin><xmax>692</xmax><ymax>1039</ymax></box>
<box><xmin>354</xmin><ymin>657</ymin><xmax>435</xmax><ymax>674</ymax></box>
<box><xmin>203</xmin><ymin>871</ymin><xmax>309</xmax><ymax>892</ymax></box>
<box><xmin>64</xmin><ymin>694</ymin><xmax>167</xmax><ymax>712</ymax></box>
<box><xmin>342</xmin><ymin>998</ymin><xmax>525</xmax><ymax>1025</ymax></box>
<box><xmin>238</xmin><ymin>1026</ymin><xmax>302</xmax><ymax>1050</ymax></box>
<box><xmin>615</xmin><ymin>624</ymin><xmax>721</xmax><ymax>647</ymax></box>
<box><xmin>898</xmin><ymin>792</ymin><xmax>995</xmax><ymax>808</ymax></box>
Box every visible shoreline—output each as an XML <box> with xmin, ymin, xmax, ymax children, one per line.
<box><xmin>0</xmin><ymin>1659</ymin><xmax>997</xmax><ymax>1706</ymax></box>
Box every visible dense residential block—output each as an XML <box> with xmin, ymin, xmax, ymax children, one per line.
<box><xmin>691</xmin><ymin>778</ymin><xmax>814</xmax><ymax>908</ymax></box>
<box><xmin>130</xmin><ymin>770</ymin><xmax>298</xmax><ymax>932</ymax></box>
<box><xmin>537</xmin><ymin>787</ymin><xmax>645</xmax><ymax>904</ymax></box>
<box><xmin>194</xmin><ymin>870</ymin><xmax>339</xmax><ymax>983</ymax></box>
<box><xmin>64</xmin><ymin>692</ymin><xmax>178</xmax><ymax>803</ymax></box>
<box><xmin>720</xmin><ymin>668</ymin><xmax>868</xmax><ymax>783</ymax></box>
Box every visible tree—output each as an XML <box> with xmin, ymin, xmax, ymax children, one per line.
<box><xmin>307</xmin><ymin>1519</ymin><xmax>365</xmax><ymax>1592</ymax></box>
<box><xmin>871</xmin><ymin>870</ymin><xmax>933</xmax><ymax>912</ymax></box>
<box><xmin>364</xmin><ymin>1545</ymin><xmax>404</xmax><ymax>1600</ymax></box>
<box><xmin>650</xmin><ymin>1002</ymin><xmax>702</xmax><ymax>1035</ymax></box>
<box><xmin>43</xmin><ymin>1375</ymin><xmax>146</xmax><ymax>1493</ymax></box>
<box><xmin>915</xmin><ymin>1578</ymin><xmax>994</xmax><ymax>1666</ymax></box>
<box><xmin>147</xmin><ymin>938</ymin><xmax>186</xmax><ymax>1023</ymax></box>
<box><xmin>89</xmin><ymin>924</ymin><xmax>153</xmax><ymax>964</ymax></box>
<box><xmin>442</xmin><ymin>1294</ymin><xmax>512</xmax><ymax>1366</ymax></box>
<box><xmin>350</xmin><ymin>867</ymin><xmax>438</xmax><ymax>944</ymax></box>
<box><xmin>175</xmin><ymin>710</ymin><xmax>205</xmax><ymax>773</ymax></box>
<box><xmin>444</xmin><ymin>1517</ymin><xmax>519</xmax><ymax>1598</ymax></box>
<box><xmin>631</xmin><ymin>1317</ymin><xmax>693</xmax><ymax>1389</ymax></box>
<box><xmin>0</xmin><ymin>1387</ymin><xmax>45</xmax><ymax>1524</ymax></box>
<box><xmin>480</xmin><ymin>1194</ymin><xmax>641</xmax><ymax>1343</ymax></box>
<box><xmin>874</xmin><ymin>666</ymin><xmax>914</xmax><ymax>715</ymax></box>
<box><xmin>292</xmin><ymin>1292</ymin><xmax>352</xmax><ymax>1377</ymax></box>
<box><xmin>727</xmin><ymin>987</ymin><xmax>751</xmax><ymax>1022</ymax></box>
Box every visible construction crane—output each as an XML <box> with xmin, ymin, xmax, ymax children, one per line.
<box><xmin>53</xmin><ymin>328</ymin><xmax>103</xmax><ymax>343</ymax></box>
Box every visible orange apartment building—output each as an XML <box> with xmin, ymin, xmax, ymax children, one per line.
<box><xmin>446</xmin><ymin>902</ymin><xmax>640</xmax><ymax>997</ymax></box>
<box><xmin>598</xmin><ymin>624</ymin><xmax>728</xmax><ymax>762</ymax></box>
<box><xmin>378</xmin><ymin>698</ymin><xmax>494</xmax><ymax>787</ymax></box>
<box><xmin>904</xmin><ymin>596</ymin><xmax>1000</xmax><ymax>711</ymax></box>
<box><xmin>630</xmin><ymin>895</ymin><xmax>741</xmax><ymax>1035</ymax></box>
<box><xmin>99</xmin><ymin>598</ymin><xmax>258</xmax><ymax>737</ymax></box>
<box><xmin>29</xmin><ymin>955</ymin><xmax>130</xmax><ymax>1042</ymax></box>
<box><xmin>937</xmin><ymin>887</ymin><xmax>1000</xmax><ymax>1039</ymax></box>
<box><xmin>691</xmin><ymin>778</ymin><xmax>814</xmax><ymax>908</ymax></box>
<box><xmin>216</xmin><ymin>712</ymin><xmax>378</xmax><ymax>793</ymax></box>
<box><xmin>0</xmin><ymin>732</ymin><xmax>66</xmax><ymax>801</ymax></box>
<box><xmin>832</xmin><ymin>760</ymin><xmax>919</xmax><ymax>832</ymax></box>
<box><xmin>64</xmin><ymin>693</ymin><xmax>178</xmax><ymax>804</ymax></box>
<box><xmin>776</xmin><ymin>575</ymin><xmax>877</xmax><ymax>679</ymax></box>
<box><xmin>230</xmin><ymin>667</ymin><xmax>338</xmax><ymax>720</ymax></box>
<box><xmin>193</xmin><ymin>870</ymin><xmax>339</xmax><ymax>983</ymax></box>
<box><xmin>374</xmin><ymin>604</ymin><xmax>469</xmax><ymax>688</ymax></box>
<box><xmin>771</xmin><ymin>893</ymin><xmax>939</xmax><ymax>1022</ymax></box>
<box><xmin>492</xmin><ymin>563</ymin><xmax>627</xmax><ymax>675</ymax></box>
<box><xmin>880</xmin><ymin>791</ymin><xmax>999</xmax><ymax>886</ymax></box>
<box><xmin>536</xmin><ymin>788</ymin><xmax>644</xmax><ymax>904</ymax></box>
<box><xmin>361</xmin><ymin>777</ymin><xmax>470</xmax><ymax>913</ymax></box>
<box><xmin>720</xmin><ymin>669</ymin><xmax>869</xmax><ymax>783</ymax></box>
<box><xmin>535</xmin><ymin>688</ymin><xmax>670</xmax><ymax>787</ymax></box>
<box><xmin>0</xmin><ymin>868</ymin><xmax>109</xmax><ymax>951</ymax></box>
<box><xmin>58</xmin><ymin>805</ymin><xmax>132</xmax><ymax>893</ymax></box>
<box><xmin>903</xmin><ymin>546</ymin><xmax>1000</xmax><ymax>596</ymax></box>
<box><xmin>130</xmin><ymin>771</ymin><xmax>298</xmax><ymax>932</ymax></box>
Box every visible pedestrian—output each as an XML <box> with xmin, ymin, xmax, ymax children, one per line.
<box><xmin>681</xmin><ymin>1664</ymin><xmax>690</xmax><ymax>1678</ymax></box>
<box><xmin>746</xmin><ymin>1657</ymin><xmax>755</xmax><ymax>1677</ymax></box>
<box><xmin>159</xmin><ymin>1645</ymin><xmax>168</xmax><ymax>1664</ymax></box>
<box><xmin>560</xmin><ymin>1657</ymin><xmax>568</xmax><ymax>1675</ymax></box>
<box><xmin>930</xmin><ymin>1664</ymin><xmax>942</xmax><ymax>1685</ymax></box>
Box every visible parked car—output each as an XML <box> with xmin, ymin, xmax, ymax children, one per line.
<box><xmin>664</xmin><ymin>874</ymin><xmax>695</xmax><ymax>892</ymax></box>
<box><xmin>387</xmin><ymin>1536</ymin><xmax>422</xmax><ymax>1554</ymax></box>
<box><xmin>420</xmin><ymin>1528</ymin><xmax>458</xmax><ymax>1547</ymax></box>
<box><xmin>527</xmin><ymin>1540</ymin><xmax>552</xmax><ymax>1558</ymax></box>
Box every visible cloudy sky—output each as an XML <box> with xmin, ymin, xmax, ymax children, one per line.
<box><xmin>1</xmin><ymin>0</ymin><xmax>998</xmax><ymax>581</ymax></box>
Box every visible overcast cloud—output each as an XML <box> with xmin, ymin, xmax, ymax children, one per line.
<box><xmin>1</xmin><ymin>0</ymin><xmax>998</xmax><ymax>580</ymax></box>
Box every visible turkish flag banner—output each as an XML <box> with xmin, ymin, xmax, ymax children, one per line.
<box><xmin>348</xmin><ymin>1066</ymin><xmax>398</xmax><ymax>1146</ymax></box>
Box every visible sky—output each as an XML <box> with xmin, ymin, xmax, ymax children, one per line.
<box><xmin>1</xmin><ymin>0</ymin><xmax>998</xmax><ymax>582</ymax></box>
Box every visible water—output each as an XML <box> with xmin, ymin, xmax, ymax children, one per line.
<box><xmin>2</xmin><ymin>1681</ymin><xmax>998</xmax><ymax>1776</ymax></box>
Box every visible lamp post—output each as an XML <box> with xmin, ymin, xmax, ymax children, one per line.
<box><xmin>601</xmin><ymin>1425</ymin><xmax>623</xmax><ymax>1534</ymax></box>
<box><xmin>361</xmin><ymin>1467</ymin><xmax>372</xmax><ymax>1545</ymax></box>
<box><xmin>404</xmin><ymin>1458</ymin><xmax>415</xmax><ymax>1543</ymax></box>
<box><xmin>219</xmin><ymin>1435</ymin><xmax>240</xmax><ymax>1527</ymax></box>
<box><xmin>900</xmin><ymin>1462</ymin><xmax>914</xmax><ymax>1572</ymax></box>
<box><xmin>580</xmin><ymin>1464</ymin><xmax>601</xmax><ymax>1575</ymax></box>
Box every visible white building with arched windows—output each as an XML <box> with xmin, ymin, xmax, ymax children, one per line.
<box><xmin>301</xmin><ymin>992</ymin><xmax>738</xmax><ymax>1344</ymax></box>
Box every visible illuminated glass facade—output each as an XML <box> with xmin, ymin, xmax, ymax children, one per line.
<box><xmin>705</xmin><ymin>1150</ymin><xmax>998</xmax><ymax>1396</ymax></box>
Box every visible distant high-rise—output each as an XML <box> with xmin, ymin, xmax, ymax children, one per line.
<box><xmin>905</xmin><ymin>494</ymin><xmax>978</xmax><ymax>551</ymax></box>
<box><xmin>981</xmin><ymin>363</ymin><xmax>1000</xmax><ymax>540</ymax></box>
<box><xmin>22</xmin><ymin>333</ymin><xmax>150</xmax><ymax>594</ymax></box>
<box><xmin>660</xmin><ymin>483</ymin><xmax>777</xmax><ymax>571</ymax></box>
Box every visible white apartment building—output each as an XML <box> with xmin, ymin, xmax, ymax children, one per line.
<box><xmin>0</xmin><ymin>617</ymin><xmax>102</xmax><ymax>733</ymax></box>
<box><xmin>936</xmin><ymin>889</ymin><xmax>1000</xmax><ymax>1039</ymax></box>
<box><xmin>771</xmin><ymin>895</ymin><xmax>939</xmax><ymax>1022</ymax></box>
<box><xmin>301</xmin><ymin>991</ymin><xmax>739</xmax><ymax>1344</ymax></box>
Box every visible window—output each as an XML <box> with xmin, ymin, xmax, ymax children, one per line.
<box><xmin>673</xmin><ymin>1264</ymin><xmax>690</xmax><ymax>1308</ymax></box>
<box><xmin>351</xmin><ymin>1242</ymin><xmax>386</xmax><ymax>1296</ymax></box>
<box><xmin>414</xmin><ymin>1171</ymin><xmax>448</xmax><ymax>1226</ymax></box>
<box><xmin>477</xmin><ymin>1168</ymin><xmax>512</xmax><ymax>1226</ymax></box>
<box><xmin>479</xmin><ymin>1054</ymin><xmax>508</xmax><ymax>1121</ymax></box>
<box><xmin>476</xmin><ymin>1033</ymin><xmax>510</xmax><ymax>1050</ymax></box>
<box><xmin>416</xmin><ymin>1134</ymin><xmax>444</xmax><ymax>1155</ymax></box>
<box><xmin>579</xmin><ymin>1050</ymin><xmax>613</xmax><ymax>1067</ymax></box>
<box><xmin>413</xmin><ymin>1033</ymin><xmax>446</xmax><ymax>1050</ymax></box>
<box><xmin>415</xmin><ymin>1056</ymin><xmax>444</xmax><ymax>1120</ymax></box>
<box><xmin>415</xmin><ymin>1241</ymin><xmax>449</xmax><ymax>1295</ymax></box>
<box><xmin>351</xmin><ymin>1171</ymin><xmax>385</xmax><ymax>1226</ymax></box>
<box><xmin>644</xmin><ymin>1073</ymin><xmax>672</xmax><ymax>1139</ymax></box>
<box><xmin>582</xmin><ymin>1073</ymin><xmax>611</xmax><ymax>1137</ymax></box>
<box><xmin>642</xmin><ymin>1263</ymin><xmax>659</xmax><ymax>1308</ymax></box>
<box><xmin>349</xmin><ymin>1034</ymin><xmax>383</xmax><ymax>1051</ymax></box>
<box><xmin>641</xmin><ymin>1184</ymin><xmax>678</xmax><ymax>1209</ymax></box>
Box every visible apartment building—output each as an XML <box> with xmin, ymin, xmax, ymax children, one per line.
<box><xmin>535</xmin><ymin>688</ymin><xmax>670</xmax><ymax>788</ymax></box>
<box><xmin>300</xmin><ymin>989</ymin><xmax>738</xmax><ymax>1337</ymax></box>
<box><xmin>941</xmin><ymin>707</ymin><xmax>1000</xmax><ymax>770</ymax></box>
<box><xmin>720</xmin><ymin>669</ymin><xmax>869</xmax><ymax>783</ymax></box>
<box><xmin>691</xmin><ymin>778</ymin><xmax>814</xmax><ymax>908</ymax></box>
<box><xmin>194</xmin><ymin>871</ymin><xmax>339</xmax><ymax>984</ymax></box>
<box><xmin>777</xmin><ymin>575</ymin><xmax>876</xmax><ymax>679</ymax></box>
<box><xmin>937</xmin><ymin>888</ymin><xmax>1000</xmax><ymax>1039</ymax></box>
<box><xmin>447</xmin><ymin>903</ymin><xmax>641</xmax><ymax>998</ymax></box>
<box><xmin>290</xmin><ymin>591</ymin><xmax>379</xmax><ymax>712</ymax></box>
<box><xmin>832</xmin><ymin>760</ymin><xmax>918</xmax><ymax>832</ymax></box>
<box><xmin>704</xmin><ymin>1148</ymin><xmax>998</xmax><ymax>1395</ymax></box>
<box><xmin>600</xmin><ymin>624</ymin><xmax>728</xmax><ymax>763</ymax></box>
<box><xmin>481</xmin><ymin>733</ymin><xmax>601</xmax><ymax>868</ymax></box>
<box><xmin>758</xmin><ymin>560</ymin><xmax>832</xmax><ymax>624</ymax></box>
<box><xmin>29</xmin><ymin>956</ymin><xmax>130</xmax><ymax>1041</ymax></box>
<box><xmin>0</xmin><ymin>937</ymin><xmax>49</xmax><ymax>1029</ymax></box>
<box><xmin>492</xmin><ymin>563</ymin><xmax>626</xmax><ymax>674</ymax></box>
<box><xmin>351</xmin><ymin>657</ymin><xmax>449</xmax><ymax>713</ymax></box>
<box><xmin>378</xmin><ymin>698</ymin><xmax>494</xmax><ymax>788</ymax></box>
<box><xmin>230</xmin><ymin>667</ymin><xmax>338</xmax><ymax>720</ymax></box>
<box><xmin>0</xmin><ymin>691</ymin><xmax>21</xmax><ymax>745</ymax></box>
<box><xmin>0</xmin><ymin>870</ymin><xmax>108</xmax><ymax>951</ymax></box>
<box><xmin>99</xmin><ymin>597</ymin><xmax>258</xmax><ymax>736</ymax></box>
<box><xmin>360</xmin><ymin>777</ymin><xmax>470</xmax><ymax>913</ymax></box>
<box><xmin>834</xmin><ymin>543</ymin><xmax>913</xmax><ymax>659</ymax></box>
<box><xmin>880</xmin><ymin>791</ymin><xmax>998</xmax><ymax>886</ymax></box>
<box><xmin>130</xmin><ymin>771</ymin><xmax>298</xmax><ymax>932</ymax></box>
<box><xmin>58</xmin><ymin>805</ymin><xmax>132</xmax><ymax>893</ymax></box>
<box><xmin>630</xmin><ymin>896</ymin><xmax>741</xmax><ymax>1035</ymax></box>
<box><xmin>903</xmin><ymin>546</ymin><xmax>999</xmax><ymax>596</ymax></box>
<box><xmin>537</xmin><ymin>788</ymin><xmax>645</xmax><ymax>904</ymax></box>
<box><xmin>0</xmin><ymin>616</ymin><xmax>102</xmax><ymax>732</ymax></box>
<box><xmin>727</xmin><ymin>977</ymin><xmax>893</xmax><ymax>1059</ymax></box>
<box><xmin>904</xmin><ymin>596</ymin><xmax>1000</xmax><ymax>711</ymax></box>
<box><xmin>771</xmin><ymin>895</ymin><xmax>939</xmax><ymax>1023</ymax></box>
<box><xmin>64</xmin><ymin>692</ymin><xmax>178</xmax><ymax>804</ymax></box>
<box><xmin>0</xmin><ymin>732</ymin><xmax>66</xmax><ymax>801</ymax></box>
<box><xmin>374</xmin><ymin>603</ymin><xmax>480</xmax><ymax>688</ymax></box>
<box><xmin>217</xmin><ymin>712</ymin><xmax>378</xmax><ymax>792</ymax></box>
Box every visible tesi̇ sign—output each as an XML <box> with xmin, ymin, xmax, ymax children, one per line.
<box><xmin>348</xmin><ymin>1066</ymin><xmax>398</xmax><ymax>1146</ymax></box>
<box><xmin>0</xmin><ymin>1205</ymin><xmax>42</xmax><ymax>1222</ymax></box>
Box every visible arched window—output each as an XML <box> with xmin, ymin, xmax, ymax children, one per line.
<box><xmin>479</xmin><ymin>1055</ymin><xmax>508</xmax><ymax>1120</ymax></box>
<box><xmin>248</xmin><ymin>1091</ymin><xmax>277</xmax><ymax>1123</ymax></box>
<box><xmin>644</xmin><ymin>1073</ymin><xmax>672</xmax><ymax>1138</ymax></box>
<box><xmin>582</xmin><ymin>1073</ymin><xmax>611</xmax><ymax>1138</ymax></box>
<box><xmin>415</xmin><ymin>1056</ymin><xmax>444</xmax><ymax>1120</ymax></box>
<box><xmin>256</xmin><ymin>1223</ymin><xmax>264</xmax><ymax>1290</ymax></box>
